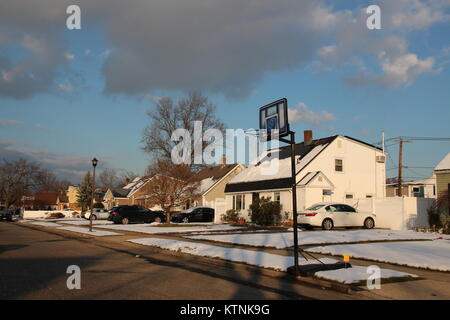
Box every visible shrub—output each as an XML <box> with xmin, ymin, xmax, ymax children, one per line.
<box><xmin>46</xmin><ymin>212</ymin><xmax>65</xmax><ymax>219</ymax></box>
<box><xmin>221</xmin><ymin>209</ymin><xmax>240</xmax><ymax>223</ymax></box>
<box><xmin>249</xmin><ymin>196</ymin><xmax>282</xmax><ymax>226</ymax></box>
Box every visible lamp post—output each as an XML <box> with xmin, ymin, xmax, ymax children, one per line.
<box><xmin>89</xmin><ymin>158</ymin><xmax>98</xmax><ymax>232</ymax></box>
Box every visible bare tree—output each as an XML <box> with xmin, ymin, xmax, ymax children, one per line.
<box><xmin>0</xmin><ymin>159</ymin><xmax>40</xmax><ymax>208</ymax></box>
<box><xmin>98</xmin><ymin>168</ymin><xmax>121</xmax><ymax>191</ymax></box>
<box><xmin>144</xmin><ymin>160</ymin><xmax>199</xmax><ymax>224</ymax></box>
<box><xmin>141</xmin><ymin>91</ymin><xmax>225</xmax><ymax>169</ymax></box>
<box><xmin>34</xmin><ymin>168</ymin><xmax>71</xmax><ymax>193</ymax></box>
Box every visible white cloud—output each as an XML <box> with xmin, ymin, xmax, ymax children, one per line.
<box><xmin>0</xmin><ymin>119</ymin><xmax>24</xmax><ymax>127</ymax></box>
<box><xmin>380</xmin><ymin>53</ymin><xmax>435</xmax><ymax>87</ymax></box>
<box><xmin>64</xmin><ymin>52</ymin><xmax>75</xmax><ymax>61</ymax></box>
<box><xmin>58</xmin><ymin>83</ymin><xmax>74</xmax><ymax>93</ymax></box>
<box><xmin>288</xmin><ymin>102</ymin><xmax>335</xmax><ymax>126</ymax></box>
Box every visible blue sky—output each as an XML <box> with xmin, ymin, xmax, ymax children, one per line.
<box><xmin>0</xmin><ymin>0</ymin><xmax>449</xmax><ymax>183</ymax></box>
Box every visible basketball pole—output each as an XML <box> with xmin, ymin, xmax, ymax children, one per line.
<box><xmin>281</xmin><ymin>130</ymin><xmax>299</xmax><ymax>277</ymax></box>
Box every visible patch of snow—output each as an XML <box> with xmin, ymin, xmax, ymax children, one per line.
<box><xmin>58</xmin><ymin>220</ymin><xmax>113</xmax><ymax>226</ymax></box>
<box><xmin>229</xmin><ymin>144</ymin><xmax>328</xmax><ymax>184</ymax></box>
<box><xmin>187</xmin><ymin>230</ymin><xmax>449</xmax><ymax>248</ymax></box>
<box><xmin>128</xmin><ymin>238</ymin><xmax>418</xmax><ymax>283</ymax></box>
<box><xmin>199</xmin><ymin>177</ymin><xmax>216</xmax><ymax>193</ymax></box>
<box><xmin>29</xmin><ymin>222</ymin><xmax>61</xmax><ymax>227</ymax></box>
<box><xmin>95</xmin><ymin>224</ymin><xmax>244</xmax><ymax>234</ymax></box>
<box><xmin>128</xmin><ymin>238</ymin><xmax>335</xmax><ymax>271</ymax></box>
<box><xmin>306</xmin><ymin>240</ymin><xmax>450</xmax><ymax>272</ymax></box>
<box><xmin>315</xmin><ymin>266</ymin><xmax>417</xmax><ymax>284</ymax></box>
<box><xmin>57</xmin><ymin>226</ymin><xmax>122</xmax><ymax>236</ymax></box>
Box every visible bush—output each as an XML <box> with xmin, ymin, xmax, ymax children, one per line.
<box><xmin>46</xmin><ymin>212</ymin><xmax>65</xmax><ymax>219</ymax></box>
<box><xmin>221</xmin><ymin>209</ymin><xmax>240</xmax><ymax>223</ymax></box>
<box><xmin>249</xmin><ymin>197</ymin><xmax>282</xmax><ymax>226</ymax></box>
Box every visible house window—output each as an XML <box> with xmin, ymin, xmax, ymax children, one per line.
<box><xmin>366</xmin><ymin>194</ymin><xmax>373</xmax><ymax>199</ymax></box>
<box><xmin>233</xmin><ymin>195</ymin><xmax>245</xmax><ymax>211</ymax></box>
<box><xmin>274</xmin><ymin>192</ymin><xmax>281</xmax><ymax>203</ymax></box>
<box><xmin>335</xmin><ymin>159</ymin><xmax>344</xmax><ymax>172</ymax></box>
<box><xmin>412</xmin><ymin>187</ymin><xmax>420</xmax><ymax>194</ymax></box>
<box><xmin>345</xmin><ymin>194</ymin><xmax>353</xmax><ymax>199</ymax></box>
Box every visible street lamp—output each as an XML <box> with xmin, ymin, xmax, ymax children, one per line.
<box><xmin>89</xmin><ymin>158</ymin><xmax>98</xmax><ymax>232</ymax></box>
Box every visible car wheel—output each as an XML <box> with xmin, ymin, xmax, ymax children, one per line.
<box><xmin>121</xmin><ymin>217</ymin><xmax>129</xmax><ymax>225</ymax></box>
<box><xmin>364</xmin><ymin>218</ymin><xmax>375</xmax><ymax>229</ymax></box>
<box><xmin>182</xmin><ymin>217</ymin><xmax>189</xmax><ymax>223</ymax></box>
<box><xmin>322</xmin><ymin>219</ymin><xmax>333</xmax><ymax>231</ymax></box>
<box><xmin>154</xmin><ymin>217</ymin><xmax>162</xmax><ymax>223</ymax></box>
<box><xmin>90</xmin><ymin>214</ymin><xmax>97</xmax><ymax>220</ymax></box>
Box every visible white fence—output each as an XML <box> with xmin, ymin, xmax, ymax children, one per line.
<box><xmin>346</xmin><ymin>197</ymin><xmax>435</xmax><ymax>230</ymax></box>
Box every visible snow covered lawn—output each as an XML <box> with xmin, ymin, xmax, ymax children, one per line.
<box><xmin>57</xmin><ymin>226</ymin><xmax>122</xmax><ymax>236</ymax></box>
<box><xmin>29</xmin><ymin>221</ymin><xmax>61</xmax><ymax>227</ymax></box>
<box><xmin>187</xmin><ymin>230</ymin><xmax>449</xmax><ymax>248</ymax></box>
<box><xmin>314</xmin><ymin>267</ymin><xmax>417</xmax><ymax>284</ymax></box>
<box><xmin>58</xmin><ymin>220</ymin><xmax>113</xmax><ymax>226</ymax></box>
<box><xmin>306</xmin><ymin>240</ymin><xmax>450</xmax><ymax>272</ymax></box>
<box><xmin>95</xmin><ymin>224</ymin><xmax>244</xmax><ymax>234</ymax></box>
<box><xmin>128</xmin><ymin>238</ymin><xmax>417</xmax><ymax>284</ymax></box>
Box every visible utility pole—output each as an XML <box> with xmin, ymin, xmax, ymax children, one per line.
<box><xmin>398</xmin><ymin>138</ymin><xmax>403</xmax><ymax>197</ymax></box>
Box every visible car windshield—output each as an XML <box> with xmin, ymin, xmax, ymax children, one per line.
<box><xmin>306</xmin><ymin>204</ymin><xmax>325</xmax><ymax>211</ymax></box>
<box><xmin>183</xmin><ymin>208</ymin><xmax>195</xmax><ymax>213</ymax></box>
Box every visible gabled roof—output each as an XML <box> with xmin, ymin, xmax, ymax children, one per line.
<box><xmin>111</xmin><ymin>188</ymin><xmax>132</xmax><ymax>198</ymax></box>
<box><xmin>194</xmin><ymin>164</ymin><xmax>240</xmax><ymax>181</ymax></box>
<box><xmin>435</xmin><ymin>153</ymin><xmax>450</xmax><ymax>171</ymax></box>
<box><xmin>194</xmin><ymin>164</ymin><xmax>241</xmax><ymax>195</ymax></box>
<box><xmin>225</xmin><ymin>135</ymin><xmax>380</xmax><ymax>193</ymax></box>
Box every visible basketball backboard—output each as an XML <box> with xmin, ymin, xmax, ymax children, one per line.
<box><xmin>259</xmin><ymin>98</ymin><xmax>289</xmax><ymax>141</ymax></box>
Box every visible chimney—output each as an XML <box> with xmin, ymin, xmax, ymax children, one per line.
<box><xmin>304</xmin><ymin>130</ymin><xmax>313</xmax><ymax>145</ymax></box>
<box><xmin>221</xmin><ymin>155</ymin><xmax>227</xmax><ymax>167</ymax></box>
<box><xmin>125</xmin><ymin>178</ymin><xmax>130</xmax><ymax>185</ymax></box>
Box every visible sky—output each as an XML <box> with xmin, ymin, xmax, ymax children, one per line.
<box><xmin>0</xmin><ymin>0</ymin><xmax>449</xmax><ymax>183</ymax></box>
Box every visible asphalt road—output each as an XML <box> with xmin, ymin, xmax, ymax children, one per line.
<box><xmin>0</xmin><ymin>222</ymin><xmax>354</xmax><ymax>300</ymax></box>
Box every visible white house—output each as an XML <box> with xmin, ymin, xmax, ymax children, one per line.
<box><xmin>224</xmin><ymin>132</ymin><xmax>386</xmax><ymax>221</ymax></box>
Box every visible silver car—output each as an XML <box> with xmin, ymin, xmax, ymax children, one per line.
<box><xmin>83</xmin><ymin>208</ymin><xmax>110</xmax><ymax>220</ymax></box>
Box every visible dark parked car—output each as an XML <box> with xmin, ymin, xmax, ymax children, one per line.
<box><xmin>171</xmin><ymin>207</ymin><xmax>215</xmax><ymax>223</ymax></box>
<box><xmin>108</xmin><ymin>205</ymin><xmax>166</xmax><ymax>224</ymax></box>
<box><xmin>0</xmin><ymin>206</ymin><xmax>13</xmax><ymax>221</ymax></box>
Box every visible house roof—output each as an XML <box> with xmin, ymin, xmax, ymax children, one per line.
<box><xmin>194</xmin><ymin>164</ymin><xmax>239</xmax><ymax>181</ymax></box>
<box><xmin>111</xmin><ymin>188</ymin><xmax>132</xmax><ymax>198</ymax></box>
<box><xmin>225</xmin><ymin>135</ymin><xmax>380</xmax><ymax>193</ymax></box>
<box><xmin>435</xmin><ymin>153</ymin><xmax>450</xmax><ymax>171</ymax></box>
<box><xmin>194</xmin><ymin>164</ymin><xmax>240</xmax><ymax>194</ymax></box>
<box><xmin>226</xmin><ymin>136</ymin><xmax>336</xmax><ymax>190</ymax></box>
<box><xmin>33</xmin><ymin>192</ymin><xmax>60</xmax><ymax>205</ymax></box>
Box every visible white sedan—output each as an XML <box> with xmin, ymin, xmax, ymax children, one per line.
<box><xmin>83</xmin><ymin>208</ymin><xmax>110</xmax><ymax>220</ymax></box>
<box><xmin>298</xmin><ymin>203</ymin><xmax>376</xmax><ymax>230</ymax></box>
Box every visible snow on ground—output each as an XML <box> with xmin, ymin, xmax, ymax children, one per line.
<box><xmin>187</xmin><ymin>229</ymin><xmax>450</xmax><ymax>248</ymax></box>
<box><xmin>315</xmin><ymin>266</ymin><xmax>417</xmax><ymax>284</ymax></box>
<box><xmin>95</xmin><ymin>224</ymin><xmax>244</xmax><ymax>234</ymax></box>
<box><xmin>58</xmin><ymin>220</ymin><xmax>113</xmax><ymax>226</ymax></box>
<box><xmin>29</xmin><ymin>221</ymin><xmax>61</xmax><ymax>227</ymax></box>
<box><xmin>57</xmin><ymin>226</ymin><xmax>122</xmax><ymax>236</ymax></box>
<box><xmin>128</xmin><ymin>238</ymin><xmax>417</xmax><ymax>283</ymax></box>
<box><xmin>129</xmin><ymin>238</ymin><xmax>335</xmax><ymax>271</ymax></box>
<box><xmin>306</xmin><ymin>240</ymin><xmax>450</xmax><ymax>272</ymax></box>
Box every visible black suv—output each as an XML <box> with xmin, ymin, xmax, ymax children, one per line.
<box><xmin>0</xmin><ymin>206</ymin><xmax>13</xmax><ymax>221</ymax></box>
<box><xmin>108</xmin><ymin>205</ymin><xmax>166</xmax><ymax>224</ymax></box>
<box><xmin>171</xmin><ymin>207</ymin><xmax>215</xmax><ymax>223</ymax></box>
